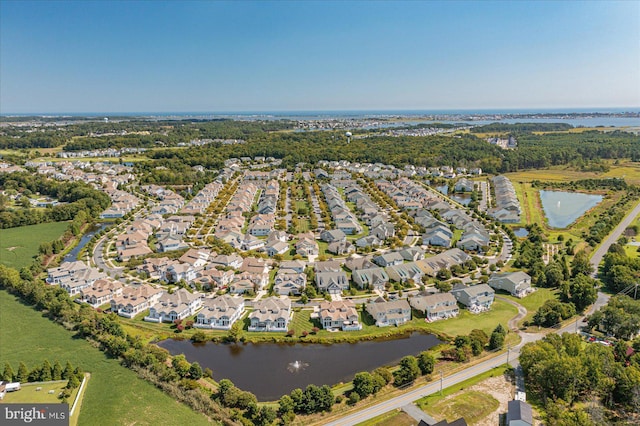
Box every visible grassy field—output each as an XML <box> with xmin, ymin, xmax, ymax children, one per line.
<box><xmin>0</xmin><ymin>222</ymin><xmax>69</xmax><ymax>269</ymax></box>
<box><xmin>424</xmin><ymin>300</ymin><xmax>517</xmax><ymax>337</ymax></box>
<box><xmin>504</xmin><ymin>161</ymin><xmax>640</xmax><ymax>186</ymax></box>
<box><xmin>0</xmin><ymin>290</ymin><xmax>211</xmax><ymax>426</ymax></box>
<box><xmin>424</xmin><ymin>390</ymin><xmax>499</xmax><ymax>424</ymax></box>
<box><xmin>500</xmin><ymin>288</ymin><xmax>559</xmax><ymax>325</ymax></box>
<box><xmin>356</xmin><ymin>410</ymin><xmax>417</xmax><ymax>426</ymax></box>
<box><xmin>0</xmin><ymin>380</ymin><xmax>78</xmax><ymax>404</ymax></box>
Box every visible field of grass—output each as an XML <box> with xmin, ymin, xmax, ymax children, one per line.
<box><xmin>500</xmin><ymin>288</ymin><xmax>559</xmax><ymax>325</ymax></box>
<box><xmin>0</xmin><ymin>290</ymin><xmax>211</xmax><ymax>426</ymax></box>
<box><xmin>1</xmin><ymin>380</ymin><xmax>78</xmax><ymax>404</ymax></box>
<box><xmin>424</xmin><ymin>300</ymin><xmax>518</xmax><ymax>337</ymax></box>
<box><xmin>505</xmin><ymin>161</ymin><xmax>640</xmax><ymax>186</ymax></box>
<box><xmin>0</xmin><ymin>222</ymin><xmax>69</xmax><ymax>269</ymax></box>
<box><xmin>424</xmin><ymin>390</ymin><xmax>499</xmax><ymax>424</ymax></box>
<box><xmin>356</xmin><ymin>410</ymin><xmax>417</xmax><ymax>426</ymax></box>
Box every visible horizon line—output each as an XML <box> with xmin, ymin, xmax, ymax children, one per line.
<box><xmin>2</xmin><ymin>106</ymin><xmax>640</xmax><ymax>117</ymax></box>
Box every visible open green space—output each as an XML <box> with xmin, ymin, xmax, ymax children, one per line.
<box><xmin>501</xmin><ymin>288</ymin><xmax>558</xmax><ymax>325</ymax></box>
<box><xmin>0</xmin><ymin>290</ymin><xmax>210</xmax><ymax>426</ymax></box>
<box><xmin>423</xmin><ymin>300</ymin><xmax>518</xmax><ymax>337</ymax></box>
<box><xmin>0</xmin><ymin>222</ymin><xmax>69</xmax><ymax>269</ymax></box>
<box><xmin>424</xmin><ymin>390</ymin><xmax>499</xmax><ymax>425</ymax></box>
<box><xmin>0</xmin><ymin>380</ymin><xmax>78</xmax><ymax>404</ymax></box>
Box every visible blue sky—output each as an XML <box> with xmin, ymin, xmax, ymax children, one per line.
<box><xmin>1</xmin><ymin>1</ymin><xmax>638</xmax><ymax>113</ymax></box>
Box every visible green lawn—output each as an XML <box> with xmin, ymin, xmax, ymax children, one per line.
<box><xmin>624</xmin><ymin>244</ymin><xmax>640</xmax><ymax>259</ymax></box>
<box><xmin>0</xmin><ymin>290</ymin><xmax>211</xmax><ymax>426</ymax></box>
<box><xmin>0</xmin><ymin>222</ymin><xmax>69</xmax><ymax>269</ymax></box>
<box><xmin>424</xmin><ymin>300</ymin><xmax>518</xmax><ymax>337</ymax></box>
<box><xmin>500</xmin><ymin>288</ymin><xmax>559</xmax><ymax>325</ymax></box>
<box><xmin>1</xmin><ymin>380</ymin><xmax>78</xmax><ymax>404</ymax></box>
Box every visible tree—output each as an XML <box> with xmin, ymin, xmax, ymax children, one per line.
<box><xmin>278</xmin><ymin>394</ymin><xmax>295</xmax><ymax>417</ymax></box>
<box><xmin>189</xmin><ymin>362</ymin><xmax>203</xmax><ymax>380</ymax></box>
<box><xmin>418</xmin><ymin>352</ymin><xmax>435</xmax><ymax>375</ymax></box>
<box><xmin>51</xmin><ymin>360</ymin><xmax>63</xmax><ymax>381</ymax></box>
<box><xmin>16</xmin><ymin>362</ymin><xmax>29</xmax><ymax>382</ymax></box>
<box><xmin>567</xmin><ymin>275</ymin><xmax>598</xmax><ymax>312</ymax></box>
<box><xmin>40</xmin><ymin>360</ymin><xmax>52</xmax><ymax>381</ymax></box>
<box><xmin>571</xmin><ymin>250</ymin><xmax>593</xmax><ymax>277</ymax></box>
<box><xmin>353</xmin><ymin>372</ymin><xmax>375</xmax><ymax>398</ymax></box>
<box><xmin>393</xmin><ymin>356</ymin><xmax>420</xmax><ymax>386</ymax></box>
<box><xmin>62</xmin><ymin>361</ymin><xmax>74</xmax><ymax>379</ymax></box>
<box><xmin>489</xmin><ymin>324</ymin><xmax>507</xmax><ymax>350</ymax></box>
<box><xmin>2</xmin><ymin>362</ymin><xmax>14</xmax><ymax>382</ymax></box>
<box><xmin>66</xmin><ymin>374</ymin><xmax>80</xmax><ymax>390</ymax></box>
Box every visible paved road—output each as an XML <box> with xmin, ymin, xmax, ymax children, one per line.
<box><xmin>324</xmin><ymin>299</ymin><xmax>597</xmax><ymax>426</ymax></box>
<box><xmin>590</xmin><ymin>198</ymin><xmax>640</xmax><ymax>277</ymax></box>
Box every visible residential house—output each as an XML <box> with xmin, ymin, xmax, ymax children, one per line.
<box><xmin>77</xmin><ymin>279</ymin><xmax>124</xmax><ymax>308</ymax></box>
<box><xmin>506</xmin><ymin>400</ymin><xmax>533</xmax><ymax>426</ymax></box>
<box><xmin>273</xmin><ymin>270</ymin><xmax>306</xmax><ymax>296</ymax></box>
<box><xmin>365</xmin><ymin>297</ymin><xmax>411</xmax><ymax>327</ymax></box>
<box><xmin>351</xmin><ymin>267</ymin><xmax>389</xmax><ymax>291</ymax></box>
<box><xmin>488</xmin><ymin>271</ymin><xmax>532</xmax><ymax>298</ymax></box>
<box><xmin>318</xmin><ymin>300</ymin><xmax>361</xmax><ymax>331</ymax></box>
<box><xmin>248</xmin><ymin>297</ymin><xmax>292</xmax><ymax>332</ymax></box>
<box><xmin>327</xmin><ymin>240</ymin><xmax>355</xmax><ymax>255</ymax></box>
<box><xmin>315</xmin><ymin>271</ymin><xmax>349</xmax><ymax>294</ymax></box>
<box><xmin>144</xmin><ymin>289</ymin><xmax>202</xmax><ymax>323</ymax></box>
<box><xmin>385</xmin><ymin>262</ymin><xmax>424</xmax><ymax>284</ymax></box>
<box><xmin>355</xmin><ymin>235</ymin><xmax>382</xmax><ymax>248</ymax></box>
<box><xmin>320</xmin><ymin>229</ymin><xmax>347</xmax><ymax>243</ymax></box>
<box><xmin>266</xmin><ymin>241</ymin><xmax>289</xmax><ymax>257</ymax></box>
<box><xmin>279</xmin><ymin>260</ymin><xmax>306</xmax><ymax>273</ymax></box>
<box><xmin>295</xmin><ymin>233</ymin><xmax>319</xmax><ymax>257</ymax></box>
<box><xmin>195</xmin><ymin>295</ymin><xmax>245</xmax><ymax>330</ymax></box>
<box><xmin>451</xmin><ymin>283</ymin><xmax>495</xmax><ymax>313</ymax></box>
<box><xmin>373</xmin><ymin>252</ymin><xmax>405</xmax><ymax>268</ymax></box>
<box><xmin>110</xmin><ymin>284</ymin><xmax>164</xmax><ymax>318</ymax></box>
<box><xmin>409</xmin><ymin>292</ymin><xmax>459</xmax><ymax>321</ymax></box>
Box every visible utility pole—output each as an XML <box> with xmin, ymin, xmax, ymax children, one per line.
<box><xmin>440</xmin><ymin>371</ymin><xmax>444</xmax><ymax>396</ymax></box>
<box><xmin>507</xmin><ymin>344</ymin><xmax>511</xmax><ymax>365</ymax></box>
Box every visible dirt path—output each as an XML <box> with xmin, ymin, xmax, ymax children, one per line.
<box><xmin>496</xmin><ymin>296</ymin><xmax>527</xmax><ymax>331</ymax></box>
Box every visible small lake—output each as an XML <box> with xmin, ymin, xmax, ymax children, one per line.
<box><xmin>158</xmin><ymin>332</ymin><xmax>441</xmax><ymax>401</ymax></box>
<box><xmin>539</xmin><ymin>190</ymin><xmax>603</xmax><ymax>228</ymax></box>
<box><xmin>450</xmin><ymin>194</ymin><xmax>471</xmax><ymax>206</ymax></box>
<box><xmin>63</xmin><ymin>223</ymin><xmax>109</xmax><ymax>262</ymax></box>
<box><xmin>513</xmin><ymin>227</ymin><xmax>529</xmax><ymax>238</ymax></box>
<box><xmin>436</xmin><ymin>185</ymin><xmax>448</xmax><ymax>195</ymax></box>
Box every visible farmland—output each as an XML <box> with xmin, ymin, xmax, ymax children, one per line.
<box><xmin>0</xmin><ymin>222</ymin><xmax>69</xmax><ymax>269</ymax></box>
<box><xmin>0</xmin><ymin>290</ymin><xmax>210</xmax><ymax>426</ymax></box>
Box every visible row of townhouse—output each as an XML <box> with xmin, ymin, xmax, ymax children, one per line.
<box><xmin>116</xmin><ymin>215</ymin><xmax>162</xmax><ymax>261</ymax></box>
<box><xmin>141</xmin><ymin>185</ymin><xmax>186</xmax><ymax>215</ymax></box>
<box><xmin>489</xmin><ymin>175</ymin><xmax>521</xmax><ymax>223</ymax></box>
<box><xmin>46</xmin><ymin>261</ymin><xmax>107</xmax><ymax>296</ymax></box>
<box><xmin>344</xmin><ymin>184</ymin><xmax>396</xmax><ymax>242</ymax></box>
<box><xmin>320</xmin><ymin>183</ymin><xmax>363</xmax><ymax>235</ymax></box>
<box><xmin>181</xmin><ymin>181</ymin><xmax>223</xmax><ymax>215</ymax></box>
<box><xmin>100</xmin><ymin>188</ymin><xmax>141</xmax><ymax>219</ymax></box>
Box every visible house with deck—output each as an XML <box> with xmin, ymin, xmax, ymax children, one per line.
<box><xmin>365</xmin><ymin>297</ymin><xmax>411</xmax><ymax>327</ymax></box>
<box><xmin>409</xmin><ymin>292</ymin><xmax>459</xmax><ymax>321</ymax></box>
<box><xmin>318</xmin><ymin>300</ymin><xmax>362</xmax><ymax>331</ymax></box>
<box><xmin>195</xmin><ymin>295</ymin><xmax>245</xmax><ymax>330</ymax></box>
<box><xmin>248</xmin><ymin>297</ymin><xmax>292</xmax><ymax>332</ymax></box>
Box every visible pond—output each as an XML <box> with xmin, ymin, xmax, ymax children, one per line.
<box><xmin>63</xmin><ymin>223</ymin><xmax>109</xmax><ymax>262</ymax></box>
<box><xmin>435</xmin><ymin>185</ymin><xmax>448</xmax><ymax>195</ymax></box>
<box><xmin>450</xmin><ymin>194</ymin><xmax>472</xmax><ymax>206</ymax></box>
<box><xmin>158</xmin><ymin>332</ymin><xmax>441</xmax><ymax>401</ymax></box>
<box><xmin>539</xmin><ymin>190</ymin><xmax>603</xmax><ymax>229</ymax></box>
<box><xmin>513</xmin><ymin>227</ymin><xmax>529</xmax><ymax>238</ymax></box>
